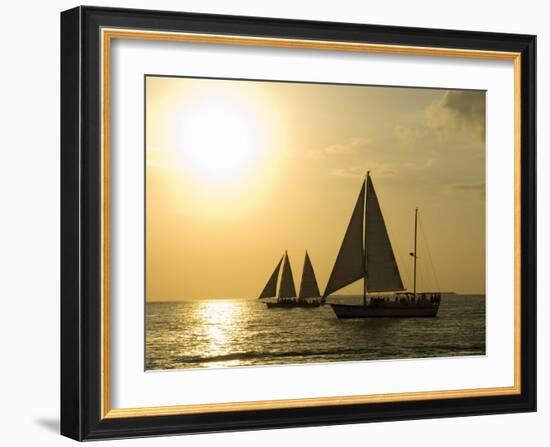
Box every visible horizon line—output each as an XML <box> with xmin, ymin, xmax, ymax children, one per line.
<box><xmin>147</xmin><ymin>292</ymin><xmax>486</xmax><ymax>303</ymax></box>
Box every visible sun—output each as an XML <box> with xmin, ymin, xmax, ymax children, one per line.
<box><xmin>174</xmin><ymin>97</ymin><xmax>265</xmax><ymax>182</ymax></box>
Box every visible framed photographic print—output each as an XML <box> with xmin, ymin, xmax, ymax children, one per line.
<box><xmin>60</xmin><ymin>6</ymin><xmax>536</xmax><ymax>441</ymax></box>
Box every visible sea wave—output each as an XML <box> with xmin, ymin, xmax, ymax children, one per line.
<box><xmin>175</xmin><ymin>342</ymin><xmax>485</xmax><ymax>365</ymax></box>
<box><xmin>146</xmin><ymin>296</ymin><xmax>486</xmax><ymax>370</ymax></box>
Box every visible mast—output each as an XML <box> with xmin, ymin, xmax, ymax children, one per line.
<box><xmin>363</xmin><ymin>171</ymin><xmax>369</xmax><ymax>306</ymax></box>
<box><xmin>323</xmin><ymin>172</ymin><xmax>403</xmax><ymax>299</ymax></box>
<box><xmin>413</xmin><ymin>208</ymin><xmax>418</xmax><ymax>298</ymax></box>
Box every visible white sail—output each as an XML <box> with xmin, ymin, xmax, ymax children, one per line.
<box><xmin>258</xmin><ymin>255</ymin><xmax>283</xmax><ymax>299</ymax></box>
<box><xmin>279</xmin><ymin>252</ymin><xmax>297</xmax><ymax>298</ymax></box>
<box><xmin>323</xmin><ymin>182</ymin><xmax>366</xmax><ymax>298</ymax></box>
<box><xmin>365</xmin><ymin>176</ymin><xmax>404</xmax><ymax>292</ymax></box>
<box><xmin>298</xmin><ymin>251</ymin><xmax>321</xmax><ymax>298</ymax></box>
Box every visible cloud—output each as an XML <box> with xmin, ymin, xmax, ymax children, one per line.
<box><xmin>450</xmin><ymin>183</ymin><xmax>485</xmax><ymax>192</ymax></box>
<box><xmin>394</xmin><ymin>125</ymin><xmax>426</xmax><ymax>146</ymax></box>
<box><xmin>426</xmin><ymin>91</ymin><xmax>485</xmax><ymax>141</ymax></box>
<box><xmin>395</xmin><ymin>91</ymin><xmax>485</xmax><ymax>147</ymax></box>
<box><xmin>447</xmin><ymin>183</ymin><xmax>485</xmax><ymax>199</ymax></box>
<box><xmin>405</xmin><ymin>157</ymin><xmax>435</xmax><ymax>171</ymax></box>
<box><xmin>332</xmin><ymin>164</ymin><xmax>397</xmax><ymax>179</ymax></box>
<box><xmin>326</xmin><ymin>137</ymin><xmax>369</xmax><ymax>154</ymax></box>
<box><xmin>307</xmin><ymin>137</ymin><xmax>370</xmax><ymax>160</ymax></box>
<box><xmin>443</xmin><ymin>91</ymin><xmax>485</xmax><ymax>123</ymax></box>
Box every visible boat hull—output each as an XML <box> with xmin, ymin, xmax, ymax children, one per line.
<box><xmin>266</xmin><ymin>300</ymin><xmax>323</xmax><ymax>308</ymax></box>
<box><xmin>330</xmin><ymin>302</ymin><xmax>439</xmax><ymax>318</ymax></box>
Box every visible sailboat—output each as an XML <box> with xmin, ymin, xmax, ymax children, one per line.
<box><xmin>323</xmin><ymin>172</ymin><xmax>441</xmax><ymax>318</ymax></box>
<box><xmin>259</xmin><ymin>251</ymin><xmax>323</xmax><ymax>308</ymax></box>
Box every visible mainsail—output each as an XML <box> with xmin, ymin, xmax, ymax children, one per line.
<box><xmin>278</xmin><ymin>252</ymin><xmax>297</xmax><ymax>298</ymax></box>
<box><xmin>258</xmin><ymin>255</ymin><xmax>283</xmax><ymax>299</ymax></box>
<box><xmin>365</xmin><ymin>176</ymin><xmax>404</xmax><ymax>292</ymax></box>
<box><xmin>323</xmin><ymin>173</ymin><xmax>404</xmax><ymax>298</ymax></box>
<box><xmin>323</xmin><ymin>182</ymin><xmax>366</xmax><ymax>298</ymax></box>
<box><xmin>298</xmin><ymin>251</ymin><xmax>321</xmax><ymax>299</ymax></box>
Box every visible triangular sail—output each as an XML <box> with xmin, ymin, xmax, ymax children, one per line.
<box><xmin>299</xmin><ymin>251</ymin><xmax>321</xmax><ymax>299</ymax></box>
<box><xmin>365</xmin><ymin>176</ymin><xmax>404</xmax><ymax>292</ymax></box>
<box><xmin>258</xmin><ymin>255</ymin><xmax>283</xmax><ymax>299</ymax></box>
<box><xmin>323</xmin><ymin>181</ymin><xmax>366</xmax><ymax>298</ymax></box>
<box><xmin>278</xmin><ymin>252</ymin><xmax>297</xmax><ymax>299</ymax></box>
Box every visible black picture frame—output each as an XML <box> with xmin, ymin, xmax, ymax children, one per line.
<box><xmin>61</xmin><ymin>5</ymin><xmax>536</xmax><ymax>441</ymax></box>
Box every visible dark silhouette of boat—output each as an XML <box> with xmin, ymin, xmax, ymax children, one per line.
<box><xmin>324</xmin><ymin>172</ymin><xmax>441</xmax><ymax>318</ymax></box>
<box><xmin>259</xmin><ymin>251</ymin><xmax>323</xmax><ymax>308</ymax></box>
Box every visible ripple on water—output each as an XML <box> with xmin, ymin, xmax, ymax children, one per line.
<box><xmin>145</xmin><ymin>296</ymin><xmax>485</xmax><ymax>370</ymax></box>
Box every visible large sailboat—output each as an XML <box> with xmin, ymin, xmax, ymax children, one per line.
<box><xmin>259</xmin><ymin>251</ymin><xmax>323</xmax><ymax>308</ymax></box>
<box><xmin>323</xmin><ymin>172</ymin><xmax>441</xmax><ymax>318</ymax></box>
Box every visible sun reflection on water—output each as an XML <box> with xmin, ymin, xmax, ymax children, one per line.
<box><xmin>195</xmin><ymin>300</ymin><xmax>243</xmax><ymax>367</ymax></box>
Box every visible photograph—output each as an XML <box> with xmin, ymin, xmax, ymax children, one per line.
<box><xmin>57</xmin><ymin>4</ymin><xmax>537</xmax><ymax>441</ymax></box>
<box><xmin>145</xmin><ymin>76</ymin><xmax>487</xmax><ymax>371</ymax></box>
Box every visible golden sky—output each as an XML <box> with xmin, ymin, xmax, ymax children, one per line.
<box><xmin>146</xmin><ymin>76</ymin><xmax>485</xmax><ymax>301</ymax></box>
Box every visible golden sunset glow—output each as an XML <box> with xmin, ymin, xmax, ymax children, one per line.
<box><xmin>146</xmin><ymin>76</ymin><xmax>485</xmax><ymax>301</ymax></box>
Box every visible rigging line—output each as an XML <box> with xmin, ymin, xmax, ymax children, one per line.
<box><xmin>393</xmin><ymin>208</ymin><xmax>421</xmax><ymax>293</ymax></box>
<box><xmin>391</xmin><ymin>217</ymin><xmax>410</xmax><ymax>285</ymax></box>
<box><xmin>417</xmin><ymin>218</ymin><xmax>471</xmax><ymax>344</ymax></box>
<box><xmin>393</xmin><ymin>238</ymin><xmax>409</xmax><ymax>290</ymax></box>
<box><xmin>418</xmin><ymin>217</ymin><xmax>441</xmax><ymax>293</ymax></box>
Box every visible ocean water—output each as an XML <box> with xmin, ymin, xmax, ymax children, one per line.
<box><xmin>145</xmin><ymin>294</ymin><xmax>485</xmax><ymax>370</ymax></box>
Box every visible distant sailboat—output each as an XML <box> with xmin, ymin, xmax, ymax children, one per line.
<box><xmin>259</xmin><ymin>251</ymin><xmax>323</xmax><ymax>308</ymax></box>
<box><xmin>324</xmin><ymin>172</ymin><xmax>441</xmax><ymax>318</ymax></box>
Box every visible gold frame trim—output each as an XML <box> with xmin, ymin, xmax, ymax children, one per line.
<box><xmin>100</xmin><ymin>27</ymin><xmax>522</xmax><ymax>419</ymax></box>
